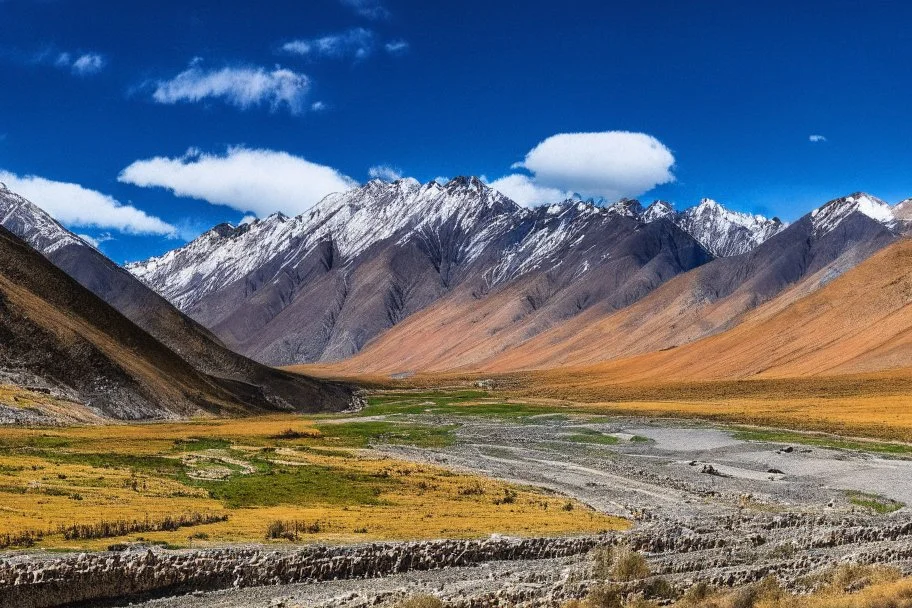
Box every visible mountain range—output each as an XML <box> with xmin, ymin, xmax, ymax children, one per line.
<box><xmin>3</xmin><ymin>177</ymin><xmax>910</xmax><ymax>407</ymax></box>
<box><xmin>124</xmin><ymin>179</ymin><xmax>907</xmax><ymax>377</ymax></box>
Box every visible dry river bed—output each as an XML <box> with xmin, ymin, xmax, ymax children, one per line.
<box><xmin>38</xmin><ymin>414</ymin><xmax>912</xmax><ymax>606</ymax></box>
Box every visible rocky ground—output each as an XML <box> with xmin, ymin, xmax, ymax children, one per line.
<box><xmin>8</xmin><ymin>413</ymin><xmax>912</xmax><ymax>607</ymax></box>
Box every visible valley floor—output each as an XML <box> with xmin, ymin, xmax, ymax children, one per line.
<box><xmin>6</xmin><ymin>389</ymin><xmax>912</xmax><ymax>607</ymax></box>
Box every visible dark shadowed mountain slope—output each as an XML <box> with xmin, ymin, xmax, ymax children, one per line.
<box><xmin>0</xmin><ymin>185</ymin><xmax>355</xmax><ymax>414</ymax></box>
<box><xmin>0</xmin><ymin>225</ymin><xmax>330</xmax><ymax>421</ymax></box>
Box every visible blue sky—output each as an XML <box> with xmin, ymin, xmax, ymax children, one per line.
<box><xmin>1</xmin><ymin>0</ymin><xmax>911</xmax><ymax>262</ymax></box>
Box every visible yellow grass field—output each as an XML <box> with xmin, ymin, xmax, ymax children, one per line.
<box><xmin>0</xmin><ymin>415</ymin><xmax>627</xmax><ymax>551</ymax></box>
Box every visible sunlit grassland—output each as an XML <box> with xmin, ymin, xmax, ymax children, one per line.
<box><xmin>0</xmin><ymin>403</ymin><xmax>627</xmax><ymax>551</ymax></box>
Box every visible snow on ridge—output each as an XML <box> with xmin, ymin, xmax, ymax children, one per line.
<box><xmin>810</xmin><ymin>192</ymin><xmax>894</xmax><ymax>236</ymax></box>
<box><xmin>127</xmin><ymin>177</ymin><xmax>528</xmax><ymax>310</ymax></box>
<box><xmin>0</xmin><ymin>188</ymin><xmax>84</xmax><ymax>255</ymax></box>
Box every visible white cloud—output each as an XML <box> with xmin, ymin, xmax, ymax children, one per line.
<box><xmin>71</xmin><ymin>53</ymin><xmax>106</xmax><ymax>75</ymax></box>
<box><xmin>368</xmin><ymin>165</ymin><xmax>403</xmax><ymax>181</ymax></box>
<box><xmin>52</xmin><ymin>51</ymin><xmax>106</xmax><ymax>75</ymax></box>
<box><xmin>282</xmin><ymin>28</ymin><xmax>375</xmax><ymax>60</ymax></box>
<box><xmin>487</xmin><ymin>174</ymin><xmax>574</xmax><ymax>207</ymax></box>
<box><xmin>118</xmin><ymin>147</ymin><xmax>358</xmax><ymax>217</ymax></box>
<box><xmin>384</xmin><ymin>40</ymin><xmax>409</xmax><ymax>55</ymax></box>
<box><xmin>239</xmin><ymin>215</ymin><xmax>257</xmax><ymax>226</ymax></box>
<box><xmin>76</xmin><ymin>232</ymin><xmax>113</xmax><ymax>249</ymax></box>
<box><xmin>506</xmin><ymin>131</ymin><xmax>675</xmax><ymax>202</ymax></box>
<box><xmin>809</xmin><ymin>134</ymin><xmax>827</xmax><ymax>143</ymax></box>
<box><xmin>339</xmin><ymin>0</ymin><xmax>389</xmax><ymax>20</ymax></box>
<box><xmin>311</xmin><ymin>101</ymin><xmax>327</xmax><ymax>111</ymax></box>
<box><xmin>151</xmin><ymin>61</ymin><xmax>310</xmax><ymax>114</ymax></box>
<box><xmin>0</xmin><ymin>170</ymin><xmax>176</xmax><ymax>235</ymax></box>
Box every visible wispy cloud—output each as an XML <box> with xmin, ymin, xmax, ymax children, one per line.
<box><xmin>384</xmin><ymin>40</ymin><xmax>409</xmax><ymax>55</ymax></box>
<box><xmin>282</xmin><ymin>28</ymin><xmax>376</xmax><ymax>61</ymax></box>
<box><xmin>76</xmin><ymin>232</ymin><xmax>114</xmax><ymax>250</ymax></box>
<box><xmin>809</xmin><ymin>134</ymin><xmax>827</xmax><ymax>143</ymax></box>
<box><xmin>151</xmin><ymin>60</ymin><xmax>310</xmax><ymax>114</ymax></box>
<box><xmin>20</xmin><ymin>48</ymin><xmax>107</xmax><ymax>75</ymax></box>
<box><xmin>70</xmin><ymin>53</ymin><xmax>106</xmax><ymax>75</ymax></box>
<box><xmin>119</xmin><ymin>147</ymin><xmax>358</xmax><ymax>217</ymax></box>
<box><xmin>368</xmin><ymin>165</ymin><xmax>403</xmax><ymax>181</ymax></box>
<box><xmin>0</xmin><ymin>170</ymin><xmax>176</xmax><ymax>236</ymax></box>
<box><xmin>339</xmin><ymin>0</ymin><xmax>389</xmax><ymax>20</ymax></box>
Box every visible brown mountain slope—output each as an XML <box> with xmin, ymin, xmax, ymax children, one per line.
<box><xmin>316</xmin><ymin>210</ymin><xmax>895</xmax><ymax>376</ymax></box>
<box><xmin>0</xmin><ymin>226</ymin><xmax>351</xmax><ymax>421</ymax></box>
<box><xmin>524</xmin><ymin>236</ymin><xmax>912</xmax><ymax>387</ymax></box>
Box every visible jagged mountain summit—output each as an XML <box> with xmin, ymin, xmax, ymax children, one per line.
<box><xmin>128</xmin><ymin>177</ymin><xmax>713</xmax><ymax>364</ymax></box>
<box><xmin>127</xmin><ymin>178</ymin><xmax>910</xmax><ymax>368</ymax></box>
<box><xmin>326</xmin><ymin>190</ymin><xmax>907</xmax><ymax>375</ymax></box>
<box><xmin>667</xmin><ymin>198</ymin><xmax>785</xmax><ymax>257</ymax></box>
<box><xmin>0</xmin><ymin>184</ymin><xmax>356</xmax><ymax>416</ymax></box>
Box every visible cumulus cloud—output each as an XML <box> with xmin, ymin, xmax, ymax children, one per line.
<box><xmin>118</xmin><ymin>147</ymin><xmax>358</xmax><ymax>217</ymax></box>
<box><xmin>809</xmin><ymin>134</ymin><xmax>827</xmax><ymax>143</ymax></box>
<box><xmin>0</xmin><ymin>170</ymin><xmax>176</xmax><ymax>235</ymax></box>
<box><xmin>489</xmin><ymin>131</ymin><xmax>675</xmax><ymax>206</ymax></box>
<box><xmin>368</xmin><ymin>165</ymin><xmax>403</xmax><ymax>181</ymax></box>
<box><xmin>488</xmin><ymin>174</ymin><xmax>574</xmax><ymax>207</ymax></box>
<box><xmin>51</xmin><ymin>51</ymin><xmax>106</xmax><ymax>75</ymax></box>
<box><xmin>282</xmin><ymin>28</ymin><xmax>375</xmax><ymax>60</ymax></box>
<box><xmin>384</xmin><ymin>40</ymin><xmax>409</xmax><ymax>55</ymax></box>
<box><xmin>151</xmin><ymin>61</ymin><xmax>310</xmax><ymax>114</ymax></box>
<box><xmin>339</xmin><ymin>0</ymin><xmax>389</xmax><ymax>20</ymax></box>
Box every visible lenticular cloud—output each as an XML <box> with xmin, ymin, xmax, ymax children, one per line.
<box><xmin>490</xmin><ymin>131</ymin><xmax>676</xmax><ymax>206</ymax></box>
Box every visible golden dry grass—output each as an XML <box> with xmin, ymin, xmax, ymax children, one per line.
<box><xmin>0</xmin><ymin>415</ymin><xmax>627</xmax><ymax>551</ymax></box>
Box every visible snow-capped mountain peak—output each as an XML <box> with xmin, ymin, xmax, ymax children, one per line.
<box><xmin>810</xmin><ymin>192</ymin><xmax>894</xmax><ymax>236</ymax></box>
<box><xmin>0</xmin><ymin>187</ymin><xmax>87</xmax><ymax>255</ymax></box>
<box><xmin>643</xmin><ymin>200</ymin><xmax>674</xmax><ymax>222</ymax></box>
<box><xmin>893</xmin><ymin>197</ymin><xmax>912</xmax><ymax>223</ymax></box>
<box><xmin>128</xmin><ymin>176</ymin><xmax>525</xmax><ymax>310</ymax></box>
<box><xmin>672</xmin><ymin>198</ymin><xmax>784</xmax><ymax>257</ymax></box>
<box><xmin>605</xmin><ymin>198</ymin><xmax>644</xmax><ymax>217</ymax></box>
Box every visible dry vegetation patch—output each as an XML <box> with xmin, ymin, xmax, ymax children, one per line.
<box><xmin>0</xmin><ymin>414</ymin><xmax>626</xmax><ymax>551</ymax></box>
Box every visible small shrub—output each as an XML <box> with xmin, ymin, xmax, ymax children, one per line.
<box><xmin>562</xmin><ymin>501</ymin><xmax>574</xmax><ymax>511</ymax></box>
<box><xmin>265</xmin><ymin>519</ymin><xmax>321</xmax><ymax>541</ymax></box>
<box><xmin>680</xmin><ymin>581</ymin><xmax>712</xmax><ymax>603</ymax></box>
<box><xmin>582</xmin><ymin>583</ymin><xmax>622</xmax><ymax>608</ymax></box>
<box><xmin>270</xmin><ymin>429</ymin><xmax>312</xmax><ymax>440</ymax></box>
<box><xmin>827</xmin><ymin>564</ymin><xmax>901</xmax><ymax>592</ymax></box>
<box><xmin>459</xmin><ymin>483</ymin><xmax>485</xmax><ymax>496</ymax></box>
<box><xmin>0</xmin><ymin>529</ymin><xmax>43</xmax><ymax>549</ymax></box>
<box><xmin>611</xmin><ymin>546</ymin><xmax>650</xmax><ymax>582</ymax></box>
<box><xmin>643</xmin><ymin>577</ymin><xmax>675</xmax><ymax>600</ymax></box>
<box><xmin>493</xmin><ymin>488</ymin><xmax>517</xmax><ymax>505</ymax></box>
<box><xmin>393</xmin><ymin>594</ymin><xmax>444</xmax><ymax>608</ymax></box>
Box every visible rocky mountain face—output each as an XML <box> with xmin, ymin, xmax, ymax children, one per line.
<box><xmin>129</xmin><ymin>178</ymin><xmax>909</xmax><ymax>370</ymax></box>
<box><xmin>453</xmin><ymin>191</ymin><xmax>904</xmax><ymax>375</ymax></box>
<box><xmin>128</xmin><ymin>178</ymin><xmax>721</xmax><ymax>365</ymax></box>
<box><xmin>666</xmin><ymin>198</ymin><xmax>784</xmax><ymax>257</ymax></box>
<box><xmin>0</xmin><ymin>225</ymin><xmax>276</xmax><ymax>421</ymax></box>
<box><xmin>0</xmin><ymin>185</ymin><xmax>356</xmax><ymax>416</ymax></box>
